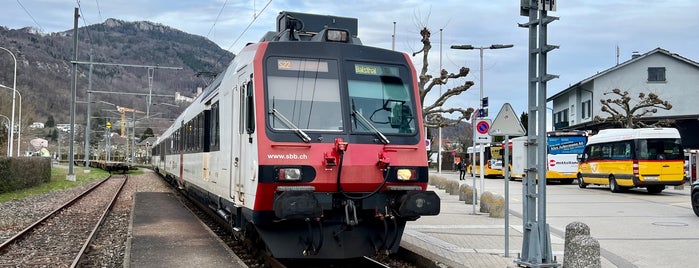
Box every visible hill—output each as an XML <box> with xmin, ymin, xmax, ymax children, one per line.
<box><xmin>0</xmin><ymin>19</ymin><xmax>234</xmax><ymax>126</ymax></box>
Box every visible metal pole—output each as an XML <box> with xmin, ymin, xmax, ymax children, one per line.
<box><xmin>67</xmin><ymin>7</ymin><xmax>79</xmax><ymax>181</ymax></box>
<box><xmin>147</xmin><ymin>67</ymin><xmax>155</xmax><ymax>117</ymax></box>
<box><xmin>84</xmin><ymin>53</ymin><xmax>93</xmax><ymax>172</ymax></box>
<box><xmin>504</xmin><ymin>134</ymin><xmax>510</xmax><ymax>257</ymax></box>
<box><xmin>16</xmin><ymin>91</ymin><xmax>21</xmax><ymax>157</ymax></box>
<box><xmin>438</xmin><ymin>28</ymin><xmax>443</xmax><ymax>174</ymax></box>
<box><xmin>0</xmin><ymin>114</ymin><xmax>9</xmax><ymax>155</ymax></box>
<box><xmin>472</xmin><ymin>113</ymin><xmax>477</xmax><ymax>214</ymax></box>
<box><xmin>478</xmin><ymin>47</ymin><xmax>485</xmax><ymax>195</ymax></box>
<box><xmin>131</xmin><ymin>111</ymin><xmax>136</xmax><ymax>163</ymax></box>
<box><xmin>0</xmin><ymin>47</ymin><xmax>17</xmax><ymax>156</ymax></box>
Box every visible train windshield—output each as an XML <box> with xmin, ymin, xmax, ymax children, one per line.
<box><xmin>266</xmin><ymin>57</ymin><xmax>343</xmax><ymax>132</ymax></box>
<box><xmin>346</xmin><ymin>62</ymin><xmax>416</xmax><ymax>135</ymax></box>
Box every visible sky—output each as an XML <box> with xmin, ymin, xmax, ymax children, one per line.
<box><xmin>3</xmin><ymin>0</ymin><xmax>699</xmax><ymax>123</ymax></box>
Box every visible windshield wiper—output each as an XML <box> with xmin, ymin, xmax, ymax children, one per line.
<box><xmin>352</xmin><ymin>103</ymin><xmax>390</xmax><ymax>144</ymax></box>
<box><xmin>269</xmin><ymin>108</ymin><xmax>311</xmax><ymax>143</ymax></box>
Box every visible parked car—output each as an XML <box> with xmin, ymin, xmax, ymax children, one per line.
<box><xmin>692</xmin><ymin>180</ymin><xmax>699</xmax><ymax>216</ymax></box>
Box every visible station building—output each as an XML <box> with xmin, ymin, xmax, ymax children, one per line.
<box><xmin>547</xmin><ymin>48</ymin><xmax>699</xmax><ymax>149</ymax></box>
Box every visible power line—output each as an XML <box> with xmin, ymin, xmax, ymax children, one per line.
<box><xmin>225</xmin><ymin>0</ymin><xmax>272</xmax><ymax>52</ymax></box>
<box><xmin>77</xmin><ymin>4</ymin><xmax>95</xmax><ymax>46</ymax></box>
<box><xmin>206</xmin><ymin>0</ymin><xmax>229</xmax><ymax>39</ymax></box>
<box><xmin>15</xmin><ymin>0</ymin><xmax>45</xmax><ymax>33</ymax></box>
<box><xmin>94</xmin><ymin>0</ymin><xmax>102</xmax><ymax>22</ymax></box>
<box><xmin>213</xmin><ymin>0</ymin><xmax>272</xmax><ymax>69</ymax></box>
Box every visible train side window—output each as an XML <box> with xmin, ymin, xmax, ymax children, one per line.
<box><xmin>239</xmin><ymin>83</ymin><xmax>245</xmax><ymax>135</ymax></box>
<box><xmin>246</xmin><ymin>80</ymin><xmax>255</xmax><ymax>135</ymax></box>
<box><xmin>209</xmin><ymin>101</ymin><xmax>220</xmax><ymax>151</ymax></box>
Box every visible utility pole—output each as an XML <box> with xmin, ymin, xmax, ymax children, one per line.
<box><xmin>70</xmin><ymin>61</ymin><xmax>180</xmax><ymax>168</ymax></box>
<box><xmin>67</xmin><ymin>7</ymin><xmax>78</xmax><ymax>182</ymax></box>
<box><xmin>84</xmin><ymin>52</ymin><xmax>93</xmax><ymax>172</ymax></box>
<box><xmin>517</xmin><ymin>0</ymin><xmax>559</xmax><ymax>267</ymax></box>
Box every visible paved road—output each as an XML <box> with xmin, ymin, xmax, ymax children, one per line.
<box><xmin>470</xmin><ymin>175</ymin><xmax>698</xmax><ymax>267</ymax></box>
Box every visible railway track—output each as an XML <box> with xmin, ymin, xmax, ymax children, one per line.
<box><xmin>0</xmin><ymin>174</ymin><xmax>127</xmax><ymax>267</ymax></box>
<box><xmin>174</xmin><ymin>186</ymin><xmax>409</xmax><ymax>268</ymax></box>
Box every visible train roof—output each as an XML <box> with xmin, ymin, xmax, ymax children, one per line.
<box><xmin>587</xmin><ymin>128</ymin><xmax>681</xmax><ymax>145</ymax></box>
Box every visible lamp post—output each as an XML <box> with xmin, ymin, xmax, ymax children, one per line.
<box><xmin>0</xmin><ymin>84</ymin><xmax>20</xmax><ymax>157</ymax></box>
<box><xmin>450</xmin><ymin>44</ymin><xmax>514</xmax><ymax>115</ymax></box>
<box><xmin>0</xmin><ymin>47</ymin><xmax>17</xmax><ymax>156</ymax></box>
<box><xmin>451</xmin><ymin>43</ymin><xmax>513</xmax><ymax>196</ymax></box>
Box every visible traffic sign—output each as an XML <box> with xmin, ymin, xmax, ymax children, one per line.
<box><xmin>474</xmin><ymin>119</ymin><xmax>492</xmax><ymax>143</ymax></box>
<box><xmin>425</xmin><ymin>139</ymin><xmax>431</xmax><ymax>151</ymax></box>
<box><xmin>489</xmin><ymin>103</ymin><xmax>526</xmax><ymax>136</ymax></box>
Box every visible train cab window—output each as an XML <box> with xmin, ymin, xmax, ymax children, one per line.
<box><xmin>346</xmin><ymin>62</ymin><xmax>416</xmax><ymax>135</ymax></box>
<box><xmin>266</xmin><ymin>57</ymin><xmax>342</xmax><ymax>132</ymax></box>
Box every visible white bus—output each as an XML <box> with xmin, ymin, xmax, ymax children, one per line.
<box><xmin>507</xmin><ymin>131</ymin><xmax>588</xmax><ymax>183</ymax></box>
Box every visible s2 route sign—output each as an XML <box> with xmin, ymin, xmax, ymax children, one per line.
<box><xmin>474</xmin><ymin>119</ymin><xmax>492</xmax><ymax>143</ymax></box>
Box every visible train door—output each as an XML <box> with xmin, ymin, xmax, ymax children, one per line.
<box><xmin>230</xmin><ymin>76</ymin><xmax>245</xmax><ymax>204</ymax></box>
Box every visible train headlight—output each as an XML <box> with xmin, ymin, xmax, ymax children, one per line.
<box><xmin>326</xmin><ymin>29</ymin><xmax>349</xmax><ymax>42</ymax></box>
<box><xmin>396</xmin><ymin>168</ymin><xmax>416</xmax><ymax>181</ymax></box>
<box><xmin>278</xmin><ymin>168</ymin><xmax>302</xmax><ymax>181</ymax></box>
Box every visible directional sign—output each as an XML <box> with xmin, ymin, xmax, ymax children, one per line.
<box><xmin>489</xmin><ymin>103</ymin><xmax>526</xmax><ymax>136</ymax></box>
<box><xmin>474</xmin><ymin>119</ymin><xmax>492</xmax><ymax>143</ymax></box>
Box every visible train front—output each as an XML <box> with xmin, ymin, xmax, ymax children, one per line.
<box><xmin>250</xmin><ymin>20</ymin><xmax>440</xmax><ymax>259</ymax></box>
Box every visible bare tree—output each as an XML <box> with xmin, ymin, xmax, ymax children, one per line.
<box><xmin>412</xmin><ymin>27</ymin><xmax>475</xmax><ymax>128</ymax></box>
<box><xmin>594</xmin><ymin>88</ymin><xmax>673</xmax><ymax>128</ymax></box>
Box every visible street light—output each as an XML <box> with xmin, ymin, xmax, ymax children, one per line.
<box><xmin>450</xmin><ymin>44</ymin><xmax>514</xmax><ymax>117</ymax></box>
<box><xmin>0</xmin><ymin>47</ymin><xmax>17</xmax><ymax>156</ymax></box>
<box><xmin>451</xmin><ymin>43</ymin><xmax>513</xmax><ymax>197</ymax></box>
<box><xmin>0</xmin><ymin>84</ymin><xmax>20</xmax><ymax>157</ymax></box>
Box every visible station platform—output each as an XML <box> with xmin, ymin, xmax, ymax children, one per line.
<box><xmin>125</xmin><ymin>192</ymin><xmax>247</xmax><ymax>268</ymax></box>
<box><xmin>401</xmin><ymin>170</ymin><xmax>621</xmax><ymax>267</ymax></box>
<box><xmin>401</xmin><ymin>170</ymin><xmax>561</xmax><ymax>268</ymax></box>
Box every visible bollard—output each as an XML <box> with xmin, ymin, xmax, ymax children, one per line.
<box><xmin>564</xmin><ymin>221</ymin><xmax>600</xmax><ymax>268</ymax></box>
<box><xmin>488</xmin><ymin>194</ymin><xmax>505</xmax><ymax>218</ymax></box>
<box><xmin>460</xmin><ymin>184</ymin><xmax>478</xmax><ymax>204</ymax></box>
<box><xmin>446</xmin><ymin>181</ymin><xmax>459</xmax><ymax>195</ymax></box>
<box><xmin>564</xmin><ymin>235</ymin><xmax>601</xmax><ymax>268</ymax></box>
<box><xmin>480</xmin><ymin>191</ymin><xmax>495</xmax><ymax>213</ymax></box>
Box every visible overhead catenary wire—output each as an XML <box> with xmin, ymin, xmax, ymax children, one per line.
<box><xmin>213</xmin><ymin>0</ymin><xmax>273</xmax><ymax>69</ymax></box>
<box><xmin>15</xmin><ymin>0</ymin><xmax>45</xmax><ymax>33</ymax></box>
<box><xmin>206</xmin><ymin>0</ymin><xmax>229</xmax><ymax>39</ymax></box>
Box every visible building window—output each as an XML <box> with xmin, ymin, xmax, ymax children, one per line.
<box><xmin>648</xmin><ymin>67</ymin><xmax>666</xmax><ymax>82</ymax></box>
<box><xmin>581</xmin><ymin>100</ymin><xmax>591</xmax><ymax>119</ymax></box>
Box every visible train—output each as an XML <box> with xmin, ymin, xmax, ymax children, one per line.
<box><xmin>151</xmin><ymin>11</ymin><xmax>440</xmax><ymax>259</ymax></box>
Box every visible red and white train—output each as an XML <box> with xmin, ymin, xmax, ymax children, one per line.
<box><xmin>151</xmin><ymin>11</ymin><xmax>439</xmax><ymax>259</ymax></box>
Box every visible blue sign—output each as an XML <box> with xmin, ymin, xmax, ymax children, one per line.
<box><xmin>548</xmin><ymin>136</ymin><xmax>587</xmax><ymax>154</ymax></box>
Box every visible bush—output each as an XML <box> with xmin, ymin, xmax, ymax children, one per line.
<box><xmin>0</xmin><ymin>157</ymin><xmax>51</xmax><ymax>194</ymax></box>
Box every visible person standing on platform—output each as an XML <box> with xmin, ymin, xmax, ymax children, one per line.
<box><xmin>457</xmin><ymin>160</ymin><xmax>466</xmax><ymax>180</ymax></box>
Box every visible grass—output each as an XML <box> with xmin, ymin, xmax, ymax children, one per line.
<box><xmin>0</xmin><ymin>165</ymin><xmax>142</xmax><ymax>203</ymax></box>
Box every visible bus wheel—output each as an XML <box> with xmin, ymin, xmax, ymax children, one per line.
<box><xmin>577</xmin><ymin>174</ymin><xmax>587</xmax><ymax>188</ymax></box>
<box><xmin>609</xmin><ymin>176</ymin><xmax>622</xmax><ymax>193</ymax></box>
<box><xmin>646</xmin><ymin>185</ymin><xmax>664</xmax><ymax>194</ymax></box>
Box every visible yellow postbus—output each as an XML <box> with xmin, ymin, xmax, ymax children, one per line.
<box><xmin>577</xmin><ymin>128</ymin><xmax>685</xmax><ymax>193</ymax></box>
<box><xmin>467</xmin><ymin>143</ymin><xmax>503</xmax><ymax>178</ymax></box>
